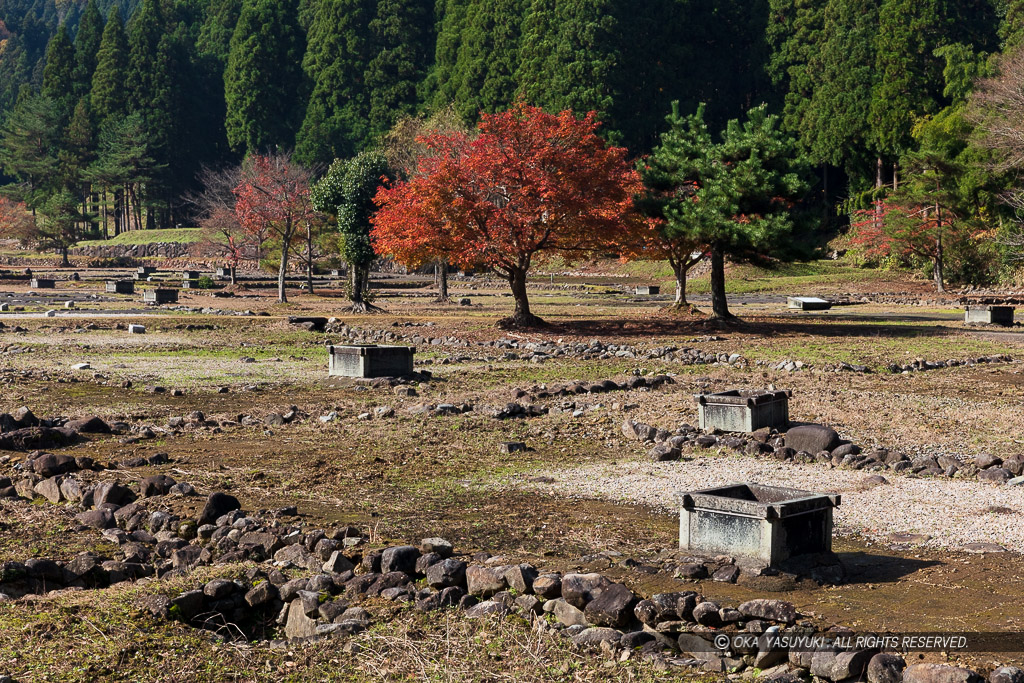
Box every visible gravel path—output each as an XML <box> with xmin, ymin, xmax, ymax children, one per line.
<box><xmin>514</xmin><ymin>455</ymin><xmax>1024</xmax><ymax>552</ymax></box>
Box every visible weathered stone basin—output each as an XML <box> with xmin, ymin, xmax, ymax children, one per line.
<box><xmin>328</xmin><ymin>344</ymin><xmax>415</xmax><ymax>378</ymax></box>
<box><xmin>143</xmin><ymin>288</ymin><xmax>178</xmax><ymax>304</ymax></box>
<box><xmin>965</xmin><ymin>305</ymin><xmax>1014</xmax><ymax>326</ymax></box>
<box><xmin>676</xmin><ymin>482</ymin><xmax>840</xmax><ymax>566</ymax></box>
<box><xmin>105</xmin><ymin>280</ymin><xmax>134</xmax><ymax>294</ymax></box>
<box><xmin>696</xmin><ymin>389</ymin><xmax>790</xmax><ymax>432</ymax></box>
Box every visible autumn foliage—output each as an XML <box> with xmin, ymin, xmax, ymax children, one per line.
<box><xmin>0</xmin><ymin>196</ymin><xmax>34</xmax><ymax>243</ymax></box>
<box><xmin>233</xmin><ymin>153</ymin><xmax>322</xmax><ymax>302</ymax></box>
<box><xmin>371</xmin><ymin>101</ymin><xmax>641</xmax><ymax>327</ymax></box>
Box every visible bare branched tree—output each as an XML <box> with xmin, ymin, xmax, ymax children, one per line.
<box><xmin>187</xmin><ymin>165</ymin><xmax>247</xmax><ymax>284</ymax></box>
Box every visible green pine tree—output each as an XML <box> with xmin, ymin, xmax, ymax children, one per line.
<box><xmin>425</xmin><ymin>0</ymin><xmax>469</xmax><ymax>109</ymax></box>
<box><xmin>90</xmin><ymin>7</ymin><xmax>129</xmax><ymax>125</ymax></box>
<box><xmin>765</xmin><ymin>0</ymin><xmax>826</xmax><ymax>137</ymax></box>
<box><xmin>803</xmin><ymin>0</ymin><xmax>879</xmax><ymax>176</ymax></box>
<box><xmin>514</xmin><ymin>0</ymin><xmax>558</xmax><ymax>110</ymax></box>
<box><xmin>364</xmin><ymin>0</ymin><xmax>434</xmax><ymax>141</ymax></box>
<box><xmin>72</xmin><ymin>0</ymin><xmax>104</xmax><ymax>97</ymax></box>
<box><xmin>452</xmin><ymin>0</ymin><xmax>524</xmax><ymax>119</ymax></box>
<box><xmin>197</xmin><ymin>0</ymin><xmax>243</xmax><ymax>61</ymax></box>
<box><xmin>224</xmin><ymin>0</ymin><xmax>306</xmax><ymax>155</ymax></box>
<box><xmin>0</xmin><ymin>94</ymin><xmax>62</xmax><ymax>207</ymax></box>
<box><xmin>295</xmin><ymin>0</ymin><xmax>372</xmax><ymax>164</ymax></box>
<box><xmin>551</xmin><ymin>0</ymin><xmax>618</xmax><ymax>131</ymax></box>
<box><xmin>869</xmin><ymin>0</ymin><xmax>953</xmax><ymax>159</ymax></box>
<box><xmin>125</xmin><ymin>0</ymin><xmax>166</xmax><ymax>110</ymax></box>
<box><xmin>41</xmin><ymin>24</ymin><xmax>75</xmax><ymax>118</ymax></box>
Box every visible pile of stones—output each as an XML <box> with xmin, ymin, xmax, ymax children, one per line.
<box><xmin>0</xmin><ymin>407</ymin><xmax>120</xmax><ymax>452</ymax></box>
<box><xmin>0</xmin><ymin>479</ymin><xmax>1009</xmax><ymax>683</ymax></box>
<box><xmin>622</xmin><ymin>418</ymin><xmax>1024</xmax><ymax>486</ymax></box>
<box><xmin>322</xmin><ymin>322</ymin><xmax>747</xmax><ymax>367</ymax></box>
<box><xmin>510</xmin><ymin>374</ymin><xmax>675</xmax><ymax>401</ymax></box>
<box><xmin>884</xmin><ymin>355</ymin><xmax>1012</xmax><ymax>374</ymax></box>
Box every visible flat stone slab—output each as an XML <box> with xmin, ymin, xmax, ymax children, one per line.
<box><xmin>963</xmin><ymin>542</ymin><xmax>1005</xmax><ymax>553</ymax></box>
<box><xmin>888</xmin><ymin>533</ymin><xmax>931</xmax><ymax>545</ymax></box>
<box><xmin>788</xmin><ymin>296</ymin><xmax>832</xmax><ymax>311</ymax></box>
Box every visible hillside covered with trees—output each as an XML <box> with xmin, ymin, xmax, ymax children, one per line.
<box><xmin>2</xmin><ymin>0</ymin><xmax>1024</xmax><ymax>289</ymax></box>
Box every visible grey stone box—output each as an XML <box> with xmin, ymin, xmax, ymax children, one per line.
<box><xmin>181</xmin><ymin>279</ymin><xmax>198</xmax><ymax>289</ymax></box>
<box><xmin>635</xmin><ymin>285</ymin><xmax>660</xmax><ymax>295</ymax></box>
<box><xmin>788</xmin><ymin>296</ymin><xmax>832</xmax><ymax>310</ymax></box>
<box><xmin>137</xmin><ymin>266</ymin><xmax>156</xmax><ymax>275</ymax></box>
<box><xmin>965</xmin><ymin>305</ymin><xmax>1014</xmax><ymax>326</ymax></box>
<box><xmin>676</xmin><ymin>482</ymin><xmax>840</xmax><ymax>566</ymax></box>
<box><xmin>30</xmin><ymin>278</ymin><xmax>55</xmax><ymax>289</ymax></box>
<box><xmin>143</xmin><ymin>288</ymin><xmax>178</xmax><ymax>304</ymax></box>
<box><xmin>106</xmin><ymin>280</ymin><xmax>135</xmax><ymax>294</ymax></box>
<box><xmin>697</xmin><ymin>389</ymin><xmax>790</xmax><ymax>433</ymax></box>
<box><xmin>182</xmin><ymin>270</ymin><xmax>200</xmax><ymax>280</ymax></box>
<box><xmin>328</xmin><ymin>344</ymin><xmax>415</xmax><ymax>378</ymax></box>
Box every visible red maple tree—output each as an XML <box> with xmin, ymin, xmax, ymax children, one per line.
<box><xmin>371</xmin><ymin>102</ymin><xmax>641</xmax><ymax>328</ymax></box>
<box><xmin>0</xmin><ymin>197</ymin><xmax>35</xmax><ymax>243</ymax></box>
<box><xmin>233</xmin><ymin>152</ymin><xmax>322</xmax><ymax>303</ymax></box>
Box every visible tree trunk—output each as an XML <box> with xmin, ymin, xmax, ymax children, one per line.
<box><xmin>60</xmin><ymin>245</ymin><xmax>70</xmax><ymax>267</ymax></box>
<box><xmin>230</xmin><ymin>264</ymin><xmax>237</xmax><ymax>285</ymax></box>
<box><xmin>278</xmin><ymin>248</ymin><xmax>288</xmax><ymax>303</ymax></box>
<box><xmin>673</xmin><ymin>260</ymin><xmax>688</xmax><ymax>305</ymax></box>
<box><xmin>437</xmin><ymin>260</ymin><xmax>449</xmax><ymax>301</ymax></box>
<box><xmin>709</xmin><ymin>245</ymin><xmax>733</xmax><ymax>319</ymax></box>
<box><xmin>350</xmin><ymin>264</ymin><xmax>363</xmax><ymax>306</ymax></box>
<box><xmin>500</xmin><ymin>267</ymin><xmax>544</xmax><ymax>328</ymax></box>
<box><xmin>305</xmin><ymin>223</ymin><xmax>314</xmax><ymax>295</ymax></box>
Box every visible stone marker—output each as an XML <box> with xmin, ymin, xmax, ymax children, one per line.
<box><xmin>106</xmin><ymin>280</ymin><xmax>134</xmax><ymax>294</ymax></box>
<box><xmin>328</xmin><ymin>344</ymin><xmax>415</xmax><ymax>378</ymax></box>
<box><xmin>635</xmin><ymin>285</ymin><xmax>660</xmax><ymax>295</ymax></box>
<box><xmin>0</xmin><ymin>303</ymin><xmax>8</xmax><ymax>311</ymax></box>
<box><xmin>143</xmin><ymin>288</ymin><xmax>178</xmax><ymax>304</ymax></box>
<box><xmin>45</xmin><ymin>310</ymin><xmax>56</xmax><ymax>318</ymax></box>
<box><xmin>71</xmin><ymin>362</ymin><xmax>91</xmax><ymax>370</ymax></box>
<box><xmin>30</xmin><ymin>278</ymin><xmax>55</xmax><ymax>289</ymax></box>
<box><xmin>965</xmin><ymin>305</ymin><xmax>1014</xmax><ymax>326</ymax></box>
<box><xmin>128</xmin><ymin>324</ymin><xmax>146</xmax><ymax>334</ymax></box>
<box><xmin>696</xmin><ymin>389</ymin><xmax>790</xmax><ymax>432</ymax></box>
<box><xmin>787</xmin><ymin>296</ymin><xmax>832</xmax><ymax>311</ymax></box>
<box><xmin>64</xmin><ymin>301</ymin><xmax>75</xmax><ymax>309</ymax></box>
<box><xmin>676</xmin><ymin>482</ymin><xmax>840</xmax><ymax>566</ymax></box>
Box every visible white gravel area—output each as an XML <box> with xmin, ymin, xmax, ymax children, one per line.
<box><xmin>515</xmin><ymin>455</ymin><xmax>1024</xmax><ymax>552</ymax></box>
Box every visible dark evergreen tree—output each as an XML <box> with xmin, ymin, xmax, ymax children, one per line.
<box><xmin>0</xmin><ymin>94</ymin><xmax>62</xmax><ymax>207</ymax></box>
<box><xmin>90</xmin><ymin>7</ymin><xmax>128</xmax><ymax>125</ymax></box>
<box><xmin>295</xmin><ymin>0</ymin><xmax>372</xmax><ymax>164</ymax></box>
<box><xmin>425</xmin><ymin>0</ymin><xmax>469</xmax><ymax>110</ymax></box>
<box><xmin>364</xmin><ymin>0</ymin><xmax>434</xmax><ymax>140</ymax></box>
<box><xmin>41</xmin><ymin>23</ymin><xmax>75</xmax><ymax>118</ymax></box>
<box><xmin>765</xmin><ymin>0</ymin><xmax>826</xmax><ymax>137</ymax></box>
<box><xmin>225</xmin><ymin>0</ymin><xmax>305</xmax><ymax>155</ymax></box>
<box><xmin>196</xmin><ymin>0</ymin><xmax>242</xmax><ymax>62</ymax></box>
<box><xmin>514</xmin><ymin>0</ymin><xmax>558</xmax><ymax>110</ymax></box>
<box><xmin>451</xmin><ymin>0</ymin><xmax>523</xmax><ymax>119</ymax></box>
<box><xmin>803</xmin><ymin>0</ymin><xmax>878</xmax><ymax>177</ymax></box>
<box><xmin>72</xmin><ymin>0</ymin><xmax>103</xmax><ymax>97</ymax></box>
<box><xmin>551</xmin><ymin>0</ymin><xmax>618</xmax><ymax>134</ymax></box>
<box><xmin>125</xmin><ymin>0</ymin><xmax>165</xmax><ymax>111</ymax></box>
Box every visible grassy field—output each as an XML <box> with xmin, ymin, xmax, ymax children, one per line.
<box><xmin>75</xmin><ymin>228</ymin><xmax>203</xmax><ymax>247</ymax></box>
<box><xmin>1</xmin><ymin>265</ymin><xmax>1023</xmax><ymax>680</ymax></box>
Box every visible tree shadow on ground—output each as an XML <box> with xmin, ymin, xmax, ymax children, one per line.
<box><xmin>544</xmin><ymin>317</ymin><xmax>959</xmax><ymax>341</ymax></box>
<box><xmin>836</xmin><ymin>550</ymin><xmax>941</xmax><ymax>584</ymax></box>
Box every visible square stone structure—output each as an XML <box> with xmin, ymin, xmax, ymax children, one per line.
<box><xmin>215</xmin><ymin>267</ymin><xmax>228</xmax><ymax>278</ymax></box>
<box><xmin>965</xmin><ymin>305</ymin><xmax>1014</xmax><ymax>326</ymax></box>
<box><xmin>143</xmin><ymin>288</ymin><xmax>178</xmax><ymax>304</ymax></box>
<box><xmin>788</xmin><ymin>296</ymin><xmax>832</xmax><ymax>310</ymax></box>
<box><xmin>635</xmin><ymin>285</ymin><xmax>660</xmax><ymax>295</ymax></box>
<box><xmin>181</xmin><ymin>279</ymin><xmax>197</xmax><ymax>289</ymax></box>
<box><xmin>137</xmin><ymin>266</ymin><xmax>156</xmax><ymax>276</ymax></box>
<box><xmin>30</xmin><ymin>278</ymin><xmax>55</xmax><ymax>289</ymax></box>
<box><xmin>676</xmin><ymin>482</ymin><xmax>840</xmax><ymax>566</ymax></box>
<box><xmin>106</xmin><ymin>280</ymin><xmax>135</xmax><ymax>294</ymax></box>
<box><xmin>182</xmin><ymin>270</ymin><xmax>200</xmax><ymax>280</ymax></box>
<box><xmin>697</xmin><ymin>389</ymin><xmax>790</xmax><ymax>432</ymax></box>
<box><xmin>328</xmin><ymin>344</ymin><xmax>415</xmax><ymax>378</ymax></box>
